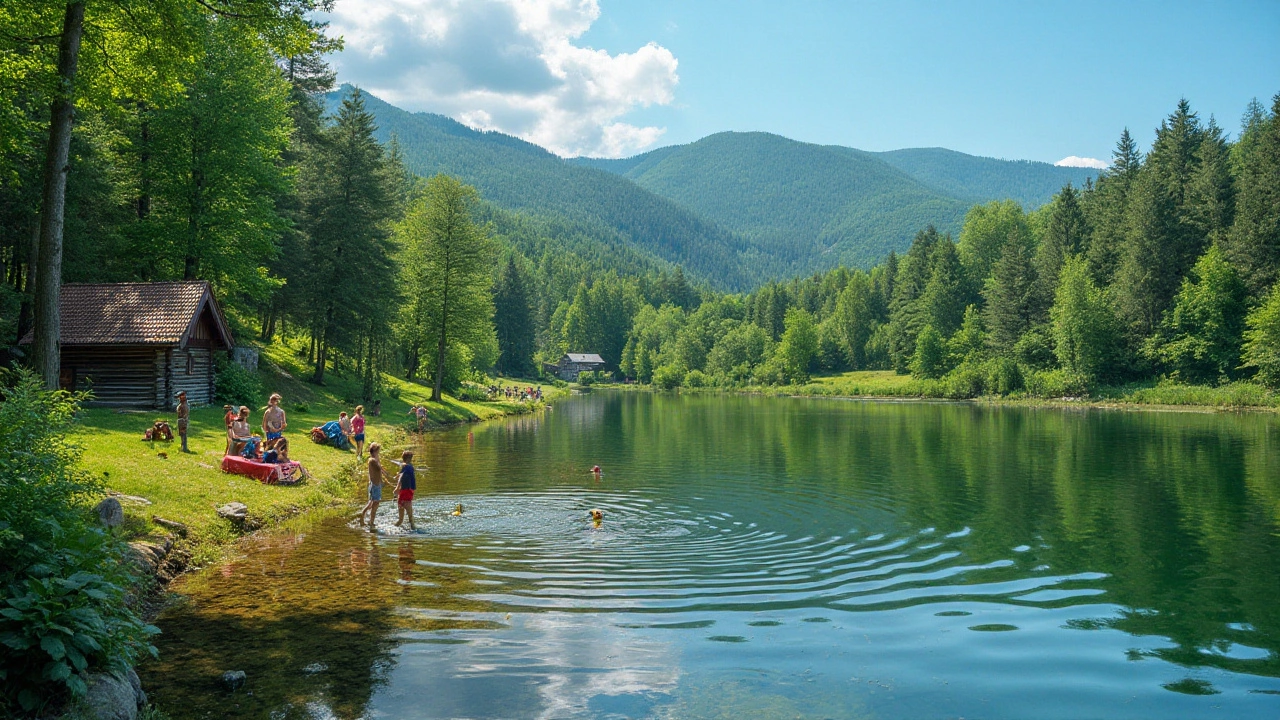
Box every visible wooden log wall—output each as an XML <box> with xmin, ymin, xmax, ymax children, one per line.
<box><xmin>163</xmin><ymin>346</ymin><xmax>213</xmax><ymax>406</ymax></box>
<box><xmin>63</xmin><ymin>346</ymin><xmax>160</xmax><ymax>408</ymax></box>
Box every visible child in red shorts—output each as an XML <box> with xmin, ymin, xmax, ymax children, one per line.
<box><xmin>393</xmin><ymin>450</ymin><xmax>417</xmax><ymax>530</ymax></box>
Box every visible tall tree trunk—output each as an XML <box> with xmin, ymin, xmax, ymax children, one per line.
<box><xmin>32</xmin><ymin>1</ymin><xmax>86</xmax><ymax>389</ymax></box>
<box><xmin>432</xmin><ymin>261</ymin><xmax>451</xmax><ymax>402</ymax></box>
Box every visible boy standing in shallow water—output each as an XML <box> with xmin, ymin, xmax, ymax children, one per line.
<box><xmin>357</xmin><ymin>443</ymin><xmax>386</xmax><ymax>530</ymax></box>
<box><xmin>393</xmin><ymin>450</ymin><xmax>417</xmax><ymax>530</ymax></box>
<box><xmin>263</xmin><ymin>393</ymin><xmax>286</xmax><ymax>448</ymax></box>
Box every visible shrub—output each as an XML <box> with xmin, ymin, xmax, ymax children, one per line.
<box><xmin>986</xmin><ymin>357</ymin><xmax>1024</xmax><ymax>395</ymax></box>
<box><xmin>651</xmin><ymin>364</ymin><xmax>685</xmax><ymax>389</ymax></box>
<box><xmin>0</xmin><ymin>369</ymin><xmax>158</xmax><ymax>715</ymax></box>
<box><xmin>455</xmin><ymin>383</ymin><xmax>489</xmax><ymax>402</ymax></box>
<box><xmin>684</xmin><ymin>369</ymin><xmax>708</xmax><ymax>388</ymax></box>
<box><xmin>214</xmin><ymin>355</ymin><xmax>262</xmax><ymax>407</ymax></box>
<box><xmin>1242</xmin><ymin>282</ymin><xmax>1280</xmax><ymax>388</ymax></box>
<box><xmin>944</xmin><ymin>363</ymin><xmax>986</xmax><ymax>398</ymax></box>
<box><xmin>909</xmin><ymin>325</ymin><xmax>948</xmax><ymax>379</ymax></box>
<box><xmin>1024</xmin><ymin>368</ymin><xmax>1090</xmax><ymax>398</ymax></box>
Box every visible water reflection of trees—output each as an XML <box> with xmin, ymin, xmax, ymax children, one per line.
<box><xmin>592</xmin><ymin>394</ymin><xmax>1280</xmax><ymax>678</ymax></box>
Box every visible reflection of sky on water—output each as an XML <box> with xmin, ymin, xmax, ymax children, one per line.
<box><xmin>370</xmin><ymin>612</ymin><xmax>681</xmax><ymax>719</ymax></box>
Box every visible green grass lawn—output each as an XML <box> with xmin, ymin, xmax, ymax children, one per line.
<box><xmin>74</xmin><ymin>340</ymin><xmax>565</xmax><ymax>565</ymax></box>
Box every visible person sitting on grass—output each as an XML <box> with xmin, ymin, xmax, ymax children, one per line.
<box><xmin>357</xmin><ymin>442</ymin><xmax>387</xmax><ymax>530</ymax></box>
<box><xmin>393</xmin><ymin>450</ymin><xmax>417</xmax><ymax>530</ymax></box>
<box><xmin>351</xmin><ymin>405</ymin><xmax>367</xmax><ymax>457</ymax></box>
<box><xmin>228</xmin><ymin>406</ymin><xmax>252</xmax><ymax>456</ymax></box>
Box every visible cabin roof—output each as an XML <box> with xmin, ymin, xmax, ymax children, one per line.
<box><xmin>564</xmin><ymin>353</ymin><xmax>605</xmax><ymax>364</ymax></box>
<box><xmin>20</xmin><ymin>281</ymin><xmax>234</xmax><ymax>348</ymax></box>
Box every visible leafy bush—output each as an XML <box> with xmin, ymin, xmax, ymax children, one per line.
<box><xmin>214</xmin><ymin>355</ymin><xmax>263</xmax><ymax>408</ymax></box>
<box><xmin>1024</xmin><ymin>368</ymin><xmax>1090</xmax><ymax>398</ymax></box>
<box><xmin>1242</xmin><ymin>282</ymin><xmax>1280</xmax><ymax>388</ymax></box>
<box><xmin>0</xmin><ymin>369</ymin><xmax>158</xmax><ymax>715</ymax></box>
<box><xmin>455</xmin><ymin>383</ymin><xmax>490</xmax><ymax>402</ymax></box>
<box><xmin>985</xmin><ymin>356</ymin><xmax>1024</xmax><ymax>395</ymax></box>
<box><xmin>684</xmin><ymin>369</ymin><xmax>709</xmax><ymax>388</ymax></box>
<box><xmin>651</xmin><ymin>364</ymin><xmax>685</xmax><ymax>389</ymax></box>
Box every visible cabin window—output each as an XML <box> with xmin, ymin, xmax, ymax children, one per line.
<box><xmin>186</xmin><ymin>354</ymin><xmax>195</xmax><ymax>375</ymax></box>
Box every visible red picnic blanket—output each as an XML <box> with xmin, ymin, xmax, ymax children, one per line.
<box><xmin>220</xmin><ymin>455</ymin><xmax>304</xmax><ymax>485</ymax></box>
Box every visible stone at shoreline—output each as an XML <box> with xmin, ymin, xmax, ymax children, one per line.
<box><xmin>79</xmin><ymin>668</ymin><xmax>145</xmax><ymax>720</ymax></box>
<box><xmin>217</xmin><ymin>502</ymin><xmax>249</xmax><ymax>522</ymax></box>
<box><xmin>96</xmin><ymin>498</ymin><xmax>124</xmax><ymax>528</ymax></box>
<box><xmin>151</xmin><ymin>515</ymin><xmax>189</xmax><ymax>536</ymax></box>
<box><xmin>222</xmin><ymin>670</ymin><xmax>247</xmax><ymax>692</ymax></box>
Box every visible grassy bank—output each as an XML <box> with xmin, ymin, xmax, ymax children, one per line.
<box><xmin>676</xmin><ymin>370</ymin><xmax>1280</xmax><ymax>411</ymax></box>
<box><xmin>74</xmin><ymin>341</ymin><xmax>564</xmax><ymax>566</ymax></box>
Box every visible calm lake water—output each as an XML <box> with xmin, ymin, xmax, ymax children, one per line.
<box><xmin>143</xmin><ymin>392</ymin><xmax>1280</xmax><ymax>719</ymax></box>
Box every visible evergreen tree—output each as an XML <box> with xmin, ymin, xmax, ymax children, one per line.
<box><xmin>399</xmin><ymin>174</ymin><xmax>496</xmax><ymax>400</ymax></box>
<box><xmin>1222</xmin><ymin>94</ymin><xmax>1280</xmax><ymax>296</ymax></box>
<box><xmin>1157</xmin><ymin>245</ymin><xmax>1248</xmax><ymax>382</ymax></box>
<box><xmin>300</xmin><ymin>89</ymin><xmax>400</xmax><ymax>385</ymax></box>
<box><xmin>1035</xmin><ymin>183</ymin><xmax>1088</xmax><ymax>304</ymax></box>
<box><xmin>832</xmin><ymin>269</ymin><xmax>874</xmax><ymax>368</ymax></box>
<box><xmin>921</xmin><ymin>238</ymin><xmax>969</xmax><ymax>337</ymax></box>
<box><xmin>949</xmin><ymin>305</ymin><xmax>986</xmax><ymax>365</ymax></box>
<box><xmin>1050</xmin><ymin>255</ymin><xmax>1119</xmax><ymax>382</ymax></box>
<box><xmin>886</xmin><ymin>226</ymin><xmax>941</xmax><ymax>370</ymax></box>
<box><xmin>493</xmin><ymin>255</ymin><xmax>535</xmax><ymax>375</ymax></box>
<box><xmin>983</xmin><ymin>234</ymin><xmax>1042</xmax><ymax>355</ymax></box>
<box><xmin>1086</xmin><ymin>129</ymin><xmax>1142</xmax><ymax>284</ymax></box>
<box><xmin>1114</xmin><ymin>99</ymin><xmax>1209</xmax><ymax>339</ymax></box>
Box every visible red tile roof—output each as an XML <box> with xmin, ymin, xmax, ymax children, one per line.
<box><xmin>20</xmin><ymin>281</ymin><xmax>234</xmax><ymax>347</ymax></box>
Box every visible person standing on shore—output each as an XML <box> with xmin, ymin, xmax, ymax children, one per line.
<box><xmin>263</xmin><ymin>393</ymin><xmax>287</xmax><ymax>448</ymax></box>
<box><xmin>357</xmin><ymin>442</ymin><xmax>386</xmax><ymax>530</ymax></box>
<box><xmin>175</xmin><ymin>391</ymin><xmax>190</xmax><ymax>453</ymax></box>
<box><xmin>393</xmin><ymin>450</ymin><xmax>417</xmax><ymax>530</ymax></box>
<box><xmin>352</xmin><ymin>405</ymin><xmax>367</xmax><ymax>457</ymax></box>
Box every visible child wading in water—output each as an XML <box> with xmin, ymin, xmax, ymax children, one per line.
<box><xmin>351</xmin><ymin>405</ymin><xmax>367</xmax><ymax>457</ymax></box>
<box><xmin>357</xmin><ymin>443</ymin><xmax>386</xmax><ymax>530</ymax></box>
<box><xmin>393</xmin><ymin>450</ymin><xmax>417</xmax><ymax>530</ymax></box>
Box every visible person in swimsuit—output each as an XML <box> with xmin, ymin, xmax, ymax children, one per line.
<box><xmin>393</xmin><ymin>450</ymin><xmax>417</xmax><ymax>530</ymax></box>
<box><xmin>263</xmin><ymin>393</ymin><xmax>287</xmax><ymax>448</ymax></box>
<box><xmin>357</xmin><ymin>442</ymin><xmax>386</xmax><ymax>530</ymax></box>
<box><xmin>351</xmin><ymin>405</ymin><xmax>367</xmax><ymax>457</ymax></box>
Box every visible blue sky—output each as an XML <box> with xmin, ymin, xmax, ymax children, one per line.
<box><xmin>323</xmin><ymin>0</ymin><xmax>1280</xmax><ymax>163</ymax></box>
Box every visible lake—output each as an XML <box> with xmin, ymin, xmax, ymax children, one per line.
<box><xmin>143</xmin><ymin>392</ymin><xmax>1280</xmax><ymax>719</ymax></box>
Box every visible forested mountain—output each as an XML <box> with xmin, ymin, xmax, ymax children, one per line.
<box><xmin>602</xmin><ymin>132</ymin><xmax>973</xmax><ymax>272</ymax></box>
<box><xmin>870</xmin><ymin>147</ymin><xmax>1098</xmax><ymax>208</ymax></box>
<box><xmin>323</xmin><ymin>87</ymin><xmax>759</xmax><ymax>289</ymax></box>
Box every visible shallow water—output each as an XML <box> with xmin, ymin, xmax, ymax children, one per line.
<box><xmin>144</xmin><ymin>392</ymin><xmax>1280</xmax><ymax>719</ymax></box>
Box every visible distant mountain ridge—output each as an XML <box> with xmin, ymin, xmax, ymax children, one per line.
<box><xmin>327</xmin><ymin>86</ymin><xmax>1097</xmax><ymax>289</ymax></box>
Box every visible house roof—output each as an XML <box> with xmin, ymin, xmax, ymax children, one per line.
<box><xmin>565</xmin><ymin>353</ymin><xmax>605</xmax><ymax>364</ymax></box>
<box><xmin>20</xmin><ymin>281</ymin><xmax>234</xmax><ymax>348</ymax></box>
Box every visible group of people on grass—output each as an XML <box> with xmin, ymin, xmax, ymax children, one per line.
<box><xmin>219</xmin><ymin>393</ymin><xmax>372</xmax><ymax>463</ymax></box>
<box><xmin>492</xmin><ymin>385</ymin><xmax>543</xmax><ymax>402</ymax></box>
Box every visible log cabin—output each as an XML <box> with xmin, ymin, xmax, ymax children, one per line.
<box><xmin>20</xmin><ymin>281</ymin><xmax>234</xmax><ymax>407</ymax></box>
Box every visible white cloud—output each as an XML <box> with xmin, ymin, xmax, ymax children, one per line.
<box><xmin>322</xmin><ymin>0</ymin><xmax>679</xmax><ymax>158</ymax></box>
<box><xmin>1055</xmin><ymin>156</ymin><xmax>1108</xmax><ymax>169</ymax></box>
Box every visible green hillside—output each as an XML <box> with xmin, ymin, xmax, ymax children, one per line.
<box><xmin>870</xmin><ymin>147</ymin><xmax>1097</xmax><ymax>208</ymax></box>
<box><xmin>613</xmin><ymin>132</ymin><xmax>972</xmax><ymax>272</ymax></box>
<box><xmin>324</xmin><ymin>87</ymin><xmax>760</xmax><ymax>289</ymax></box>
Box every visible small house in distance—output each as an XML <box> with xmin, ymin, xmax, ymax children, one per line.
<box><xmin>545</xmin><ymin>353</ymin><xmax>607</xmax><ymax>382</ymax></box>
<box><xmin>20</xmin><ymin>281</ymin><xmax>234</xmax><ymax>407</ymax></box>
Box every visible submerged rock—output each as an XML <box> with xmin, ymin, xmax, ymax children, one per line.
<box><xmin>222</xmin><ymin>670</ymin><xmax>247</xmax><ymax>692</ymax></box>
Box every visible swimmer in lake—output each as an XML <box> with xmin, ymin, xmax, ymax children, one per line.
<box><xmin>590</xmin><ymin>508</ymin><xmax>603</xmax><ymax>528</ymax></box>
